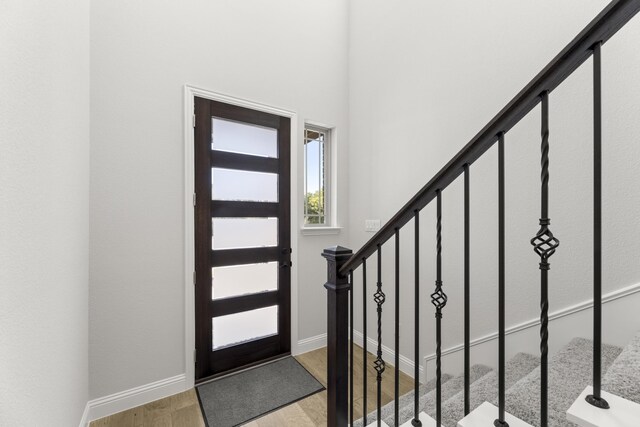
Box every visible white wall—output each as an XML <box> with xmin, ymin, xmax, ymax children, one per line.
<box><xmin>348</xmin><ymin>0</ymin><xmax>640</xmax><ymax>375</ymax></box>
<box><xmin>0</xmin><ymin>1</ymin><xmax>90</xmax><ymax>425</ymax></box>
<box><xmin>89</xmin><ymin>0</ymin><xmax>349</xmax><ymax>399</ymax></box>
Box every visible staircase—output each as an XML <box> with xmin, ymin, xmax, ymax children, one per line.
<box><xmin>320</xmin><ymin>1</ymin><xmax>640</xmax><ymax>427</ymax></box>
<box><xmin>354</xmin><ymin>335</ymin><xmax>640</xmax><ymax>426</ymax></box>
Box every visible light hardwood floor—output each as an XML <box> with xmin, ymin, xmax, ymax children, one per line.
<box><xmin>90</xmin><ymin>345</ymin><xmax>413</xmax><ymax>426</ymax></box>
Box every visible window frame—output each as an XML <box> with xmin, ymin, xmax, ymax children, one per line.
<box><xmin>303</xmin><ymin>123</ymin><xmax>331</xmax><ymax>228</ymax></box>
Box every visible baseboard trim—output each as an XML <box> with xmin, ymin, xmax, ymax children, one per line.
<box><xmin>297</xmin><ymin>331</ymin><xmax>424</xmax><ymax>382</ymax></box>
<box><xmin>85</xmin><ymin>374</ymin><xmax>187</xmax><ymax>425</ymax></box>
<box><xmin>296</xmin><ymin>333</ymin><xmax>327</xmax><ymax>354</ymax></box>
<box><xmin>84</xmin><ymin>332</ymin><xmax>329</xmax><ymax>425</ymax></box>
<box><xmin>78</xmin><ymin>401</ymin><xmax>90</xmax><ymax>427</ymax></box>
<box><xmin>424</xmin><ymin>281</ymin><xmax>640</xmax><ymax>365</ymax></box>
<box><xmin>353</xmin><ymin>330</ymin><xmax>424</xmax><ymax>382</ymax></box>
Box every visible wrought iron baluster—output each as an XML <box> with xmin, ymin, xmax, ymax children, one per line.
<box><xmin>464</xmin><ymin>164</ymin><xmax>471</xmax><ymax>417</ymax></box>
<box><xmin>412</xmin><ymin>211</ymin><xmax>422</xmax><ymax>427</ymax></box>
<box><xmin>431</xmin><ymin>190</ymin><xmax>447</xmax><ymax>426</ymax></box>
<box><xmin>495</xmin><ymin>133</ymin><xmax>509</xmax><ymax>427</ymax></box>
<box><xmin>530</xmin><ymin>92</ymin><xmax>559</xmax><ymax>427</ymax></box>
<box><xmin>362</xmin><ymin>258</ymin><xmax>368</xmax><ymax>425</ymax></box>
<box><xmin>374</xmin><ymin>244</ymin><xmax>386</xmax><ymax>427</ymax></box>
<box><xmin>394</xmin><ymin>229</ymin><xmax>400</xmax><ymax>426</ymax></box>
<box><xmin>586</xmin><ymin>41</ymin><xmax>610</xmax><ymax>410</ymax></box>
<box><xmin>349</xmin><ymin>270</ymin><xmax>354</xmax><ymax>426</ymax></box>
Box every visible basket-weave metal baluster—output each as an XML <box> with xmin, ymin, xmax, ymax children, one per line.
<box><xmin>531</xmin><ymin>92</ymin><xmax>559</xmax><ymax>427</ymax></box>
<box><xmin>374</xmin><ymin>245</ymin><xmax>386</xmax><ymax>426</ymax></box>
<box><xmin>431</xmin><ymin>190</ymin><xmax>447</xmax><ymax>426</ymax></box>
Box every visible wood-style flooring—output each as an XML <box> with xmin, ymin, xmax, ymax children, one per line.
<box><xmin>90</xmin><ymin>345</ymin><xmax>414</xmax><ymax>426</ymax></box>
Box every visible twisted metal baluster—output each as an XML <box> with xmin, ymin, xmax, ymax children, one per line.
<box><xmin>374</xmin><ymin>244</ymin><xmax>386</xmax><ymax>426</ymax></box>
<box><xmin>531</xmin><ymin>92</ymin><xmax>559</xmax><ymax>427</ymax></box>
<box><xmin>431</xmin><ymin>190</ymin><xmax>447</xmax><ymax>426</ymax></box>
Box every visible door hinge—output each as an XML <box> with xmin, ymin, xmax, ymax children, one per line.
<box><xmin>193</xmin><ymin>271</ymin><xmax>196</xmax><ymax>286</ymax></box>
<box><xmin>193</xmin><ymin>349</ymin><xmax>197</xmax><ymax>365</ymax></box>
<box><xmin>192</xmin><ymin>114</ymin><xmax>196</xmax><ymax>128</ymax></box>
<box><xmin>193</xmin><ymin>193</ymin><xmax>196</xmax><ymax>207</ymax></box>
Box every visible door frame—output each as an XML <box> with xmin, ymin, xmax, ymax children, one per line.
<box><xmin>183</xmin><ymin>85</ymin><xmax>299</xmax><ymax>389</ymax></box>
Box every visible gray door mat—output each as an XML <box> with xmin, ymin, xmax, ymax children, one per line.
<box><xmin>196</xmin><ymin>356</ymin><xmax>324</xmax><ymax>426</ymax></box>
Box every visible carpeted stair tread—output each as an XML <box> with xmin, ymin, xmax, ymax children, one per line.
<box><xmin>440</xmin><ymin>352</ymin><xmax>539</xmax><ymax>427</ymax></box>
<box><xmin>352</xmin><ymin>373</ymin><xmax>452</xmax><ymax>427</ymax></box>
<box><xmin>500</xmin><ymin>337</ymin><xmax>622</xmax><ymax>427</ymax></box>
<box><xmin>384</xmin><ymin>364</ymin><xmax>493</xmax><ymax>426</ymax></box>
<box><xmin>602</xmin><ymin>331</ymin><xmax>640</xmax><ymax>404</ymax></box>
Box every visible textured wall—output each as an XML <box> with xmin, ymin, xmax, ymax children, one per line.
<box><xmin>89</xmin><ymin>0</ymin><xmax>349</xmax><ymax>398</ymax></box>
<box><xmin>0</xmin><ymin>0</ymin><xmax>90</xmax><ymax>425</ymax></box>
<box><xmin>348</xmin><ymin>0</ymin><xmax>640</xmax><ymax>371</ymax></box>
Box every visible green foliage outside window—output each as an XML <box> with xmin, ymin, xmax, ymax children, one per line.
<box><xmin>304</xmin><ymin>189</ymin><xmax>325</xmax><ymax>224</ymax></box>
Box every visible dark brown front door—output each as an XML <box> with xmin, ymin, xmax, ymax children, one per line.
<box><xmin>194</xmin><ymin>97</ymin><xmax>291</xmax><ymax>382</ymax></box>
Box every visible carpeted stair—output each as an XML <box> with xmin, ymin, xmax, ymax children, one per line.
<box><xmin>501</xmin><ymin>337</ymin><xmax>622</xmax><ymax>427</ymax></box>
<box><xmin>352</xmin><ymin>373</ymin><xmax>453</xmax><ymax>427</ymax></box>
<box><xmin>440</xmin><ymin>352</ymin><xmax>540</xmax><ymax>427</ymax></box>
<box><xmin>602</xmin><ymin>332</ymin><xmax>640</xmax><ymax>404</ymax></box>
<box><xmin>351</xmin><ymin>364</ymin><xmax>492</xmax><ymax>426</ymax></box>
<box><xmin>386</xmin><ymin>364</ymin><xmax>492</xmax><ymax>426</ymax></box>
<box><xmin>354</xmin><ymin>333</ymin><xmax>640</xmax><ymax>427</ymax></box>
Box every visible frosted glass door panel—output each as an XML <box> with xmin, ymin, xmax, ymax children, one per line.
<box><xmin>212</xmin><ymin>118</ymin><xmax>278</xmax><ymax>158</ymax></box>
<box><xmin>212</xmin><ymin>306</ymin><xmax>278</xmax><ymax>350</ymax></box>
<box><xmin>212</xmin><ymin>262</ymin><xmax>278</xmax><ymax>300</ymax></box>
<box><xmin>212</xmin><ymin>218</ymin><xmax>278</xmax><ymax>250</ymax></box>
<box><xmin>212</xmin><ymin>168</ymin><xmax>278</xmax><ymax>202</ymax></box>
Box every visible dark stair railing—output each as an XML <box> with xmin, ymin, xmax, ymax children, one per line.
<box><xmin>322</xmin><ymin>1</ymin><xmax>640</xmax><ymax>426</ymax></box>
<box><xmin>530</xmin><ymin>91</ymin><xmax>560</xmax><ymax>427</ymax></box>
<box><xmin>496</xmin><ymin>132</ymin><xmax>507</xmax><ymax>427</ymax></box>
<box><xmin>431</xmin><ymin>191</ymin><xmax>447</xmax><ymax>426</ymax></box>
<box><xmin>463</xmin><ymin>164</ymin><xmax>470</xmax><ymax>418</ymax></box>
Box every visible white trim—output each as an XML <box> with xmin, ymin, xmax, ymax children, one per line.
<box><xmin>78</xmin><ymin>402</ymin><xmax>90</xmax><ymax>427</ymax></box>
<box><xmin>184</xmin><ymin>85</ymin><xmax>299</xmax><ymax>383</ymax></box>
<box><xmin>567</xmin><ymin>386</ymin><xmax>640</xmax><ymax>427</ymax></box>
<box><xmin>297</xmin><ymin>330</ymin><xmax>425</xmax><ymax>381</ymax></box>
<box><xmin>297</xmin><ymin>333</ymin><xmax>328</xmax><ymax>354</ymax></box>
<box><xmin>303</xmin><ymin>123</ymin><xmax>332</xmax><ymax>227</ymax></box>
<box><xmin>303</xmin><ymin>119</ymin><xmax>340</xmax><ymax>230</ymax></box>
<box><xmin>423</xmin><ymin>281</ymin><xmax>640</xmax><ymax>369</ymax></box>
<box><xmin>184</xmin><ymin>86</ymin><xmax>196</xmax><ymax>389</ymax></box>
<box><xmin>400</xmin><ymin>412</ymin><xmax>439</xmax><ymax>427</ymax></box>
<box><xmin>353</xmin><ymin>330</ymin><xmax>424</xmax><ymax>382</ymax></box>
<box><xmin>459</xmin><ymin>402</ymin><xmax>533</xmax><ymax>427</ymax></box>
<box><xmin>86</xmin><ymin>374</ymin><xmax>187</xmax><ymax>424</ymax></box>
<box><xmin>300</xmin><ymin>226</ymin><xmax>342</xmax><ymax>236</ymax></box>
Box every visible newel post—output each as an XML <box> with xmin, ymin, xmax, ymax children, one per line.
<box><xmin>323</xmin><ymin>245</ymin><xmax>352</xmax><ymax>427</ymax></box>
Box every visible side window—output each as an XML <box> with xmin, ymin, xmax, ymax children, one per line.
<box><xmin>303</xmin><ymin>125</ymin><xmax>331</xmax><ymax>226</ymax></box>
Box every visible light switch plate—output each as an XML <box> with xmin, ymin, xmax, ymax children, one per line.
<box><xmin>365</xmin><ymin>219</ymin><xmax>381</xmax><ymax>232</ymax></box>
